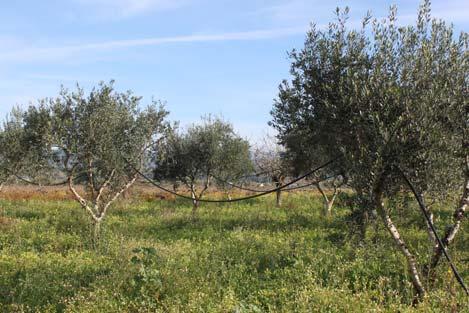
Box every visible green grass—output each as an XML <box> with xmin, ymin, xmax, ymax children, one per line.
<box><xmin>0</xmin><ymin>193</ymin><xmax>467</xmax><ymax>312</ymax></box>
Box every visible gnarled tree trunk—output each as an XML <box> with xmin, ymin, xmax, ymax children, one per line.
<box><xmin>373</xmin><ymin>177</ymin><xmax>426</xmax><ymax>302</ymax></box>
<box><xmin>68</xmin><ymin>171</ymin><xmax>137</xmax><ymax>244</ymax></box>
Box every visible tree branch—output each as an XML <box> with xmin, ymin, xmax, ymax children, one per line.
<box><xmin>68</xmin><ymin>173</ymin><xmax>99</xmax><ymax>222</ymax></box>
<box><xmin>94</xmin><ymin>169</ymin><xmax>116</xmax><ymax>207</ymax></box>
<box><xmin>98</xmin><ymin>174</ymin><xmax>138</xmax><ymax>222</ymax></box>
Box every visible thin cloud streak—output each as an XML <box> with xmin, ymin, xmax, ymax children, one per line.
<box><xmin>0</xmin><ymin>27</ymin><xmax>307</xmax><ymax>63</ymax></box>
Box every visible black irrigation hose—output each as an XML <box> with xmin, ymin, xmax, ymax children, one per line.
<box><xmin>125</xmin><ymin>157</ymin><xmax>339</xmax><ymax>203</ymax></box>
<box><xmin>235</xmin><ymin>169</ymin><xmax>280</xmax><ymax>180</ymax></box>
<box><xmin>5</xmin><ymin>169</ymin><xmax>87</xmax><ymax>187</ymax></box>
<box><xmin>211</xmin><ymin>173</ymin><xmax>339</xmax><ymax>193</ymax></box>
<box><xmin>282</xmin><ymin>179</ymin><xmax>321</xmax><ymax>191</ymax></box>
<box><xmin>400</xmin><ymin>169</ymin><xmax>469</xmax><ymax>297</ymax></box>
<box><xmin>210</xmin><ymin>174</ymin><xmax>278</xmax><ymax>193</ymax></box>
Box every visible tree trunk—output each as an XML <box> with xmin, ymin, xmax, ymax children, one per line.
<box><xmin>316</xmin><ymin>182</ymin><xmax>337</xmax><ymax>216</ymax></box>
<box><xmin>272</xmin><ymin>175</ymin><xmax>284</xmax><ymax>208</ymax></box>
<box><xmin>93</xmin><ymin>220</ymin><xmax>101</xmax><ymax>247</ymax></box>
<box><xmin>276</xmin><ymin>188</ymin><xmax>282</xmax><ymax>207</ymax></box>
<box><xmin>417</xmin><ymin>196</ymin><xmax>438</xmax><ymax>273</ymax></box>
<box><xmin>425</xmin><ymin>175</ymin><xmax>468</xmax><ymax>279</ymax></box>
<box><xmin>353</xmin><ymin>188</ymin><xmax>369</xmax><ymax>240</ymax></box>
<box><xmin>373</xmin><ymin>183</ymin><xmax>426</xmax><ymax>302</ymax></box>
<box><xmin>189</xmin><ymin>185</ymin><xmax>199</xmax><ymax>220</ymax></box>
<box><xmin>325</xmin><ymin>200</ymin><xmax>334</xmax><ymax>216</ymax></box>
<box><xmin>422</xmin><ymin>205</ymin><xmax>437</xmax><ymax>246</ymax></box>
<box><xmin>359</xmin><ymin>209</ymin><xmax>369</xmax><ymax>240</ymax></box>
<box><xmin>272</xmin><ymin>175</ymin><xmax>283</xmax><ymax>208</ymax></box>
<box><xmin>190</xmin><ymin>188</ymin><xmax>199</xmax><ymax>219</ymax></box>
<box><xmin>192</xmin><ymin>200</ymin><xmax>199</xmax><ymax>219</ymax></box>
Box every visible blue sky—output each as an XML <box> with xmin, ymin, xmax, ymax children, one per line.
<box><xmin>0</xmin><ymin>0</ymin><xmax>467</xmax><ymax>142</ymax></box>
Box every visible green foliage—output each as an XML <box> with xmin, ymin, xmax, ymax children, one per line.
<box><xmin>270</xmin><ymin>1</ymin><xmax>468</xmax><ymax>199</ymax></box>
<box><xmin>0</xmin><ymin>108</ymin><xmax>25</xmax><ymax>185</ymax></box>
<box><xmin>127</xmin><ymin>247</ymin><xmax>163</xmax><ymax>307</ymax></box>
<box><xmin>0</xmin><ymin>104</ymin><xmax>51</xmax><ymax>185</ymax></box>
<box><xmin>13</xmin><ymin>81</ymin><xmax>171</xmax><ymax>235</ymax></box>
<box><xmin>45</xmin><ymin>81</ymin><xmax>169</xmax><ymax>192</ymax></box>
<box><xmin>154</xmin><ymin>116</ymin><xmax>253</xmax><ymax>200</ymax></box>
<box><xmin>0</xmin><ymin>195</ymin><xmax>466</xmax><ymax>312</ymax></box>
<box><xmin>269</xmin><ymin>3</ymin><xmax>468</xmax><ymax>296</ymax></box>
<box><xmin>0</xmin><ymin>250</ymin><xmax>111</xmax><ymax>312</ymax></box>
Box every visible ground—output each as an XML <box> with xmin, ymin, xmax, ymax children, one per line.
<box><xmin>0</xmin><ymin>187</ymin><xmax>467</xmax><ymax>312</ymax></box>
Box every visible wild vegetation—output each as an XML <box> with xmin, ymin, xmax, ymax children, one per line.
<box><xmin>0</xmin><ymin>188</ymin><xmax>467</xmax><ymax>312</ymax></box>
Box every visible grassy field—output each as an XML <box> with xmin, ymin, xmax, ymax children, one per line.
<box><xmin>0</xmin><ymin>188</ymin><xmax>467</xmax><ymax>312</ymax></box>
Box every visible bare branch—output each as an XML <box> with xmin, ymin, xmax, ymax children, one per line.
<box><xmin>98</xmin><ymin>174</ymin><xmax>138</xmax><ymax>222</ymax></box>
<box><xmin>68</xmin><ymin>174</ymin><xmax>99</xmax><ymax>222</ymax></box>
<box><xmin>95</xmin><ymin>169</ymin><xmax>116</xmax><ymax>207</ymax></box>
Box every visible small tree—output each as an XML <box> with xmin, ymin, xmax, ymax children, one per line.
<box><xmin>213</xmin><ymin>136</ymin><xmax>253</xmax><ymax>200</ymax></box>
<box><xmin>279</xmin><ymin>132</ymin><xmax>346</xmax><ymax>215</ymax></box>
<box><xmin>154</xmin><ymin>116</ymin><xmax>252</xmax><ymax>215</ymax></box>
<box><xmin>252</xmin><ymin>136</ymin><xmax>290</xmax><ymax>207</ymax></box>
<box><xmin>36</xmin><ymin>81</ymin><xmax>169</xmax><ymax>240</ymax></box>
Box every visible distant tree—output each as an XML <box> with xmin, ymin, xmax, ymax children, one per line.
<box><xmin>252</xmin><ymin>136</ymin><xmax>291</xmax><ymax>207</ymax></box>
<box><xmin>35</xmin><ymin>81</ymin><xmax>169</xmax><ymax>241</ymax></box>
<box><xmin>154</xmin><ymin>116</ymin><xmax>252</xmax><ymax>215</ymax></box>
<box><xmin>270</xmin><ymin>1</ymin><xmax>467</xmax><ymax>300</ymax></box>
<box><xmin>280</xmin><ymin>132</ymin><xmax>346</xmax><ymax>215</ymax></box>
<box><xmin>0</xmin><ymin>105</ymin><xmax>50</xmax><ymax>190</ymax></box>
<box><xmin>0</xmin><ymin>108</ymin><xmax>24</xmax><ymax>190</ymax></box>
<box><xmin>213</xmin><ymin>135</ymin><xmax>253</xmax><ymax>200</ymax></box>
<box><xmin>0</xmin><ymin>108</ymin><xmax>26</xmax><ymax>190</ymax></box>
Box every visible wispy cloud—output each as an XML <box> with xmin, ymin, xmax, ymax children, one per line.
<box><xmin>73</xmin><ymin>0</ymin><xmax>190</xmax><ymax>19</ymax></box>
<box><xmin>0</xmin><ymin>27</ymin><xmax>306</xmax><ymax>63</ymax></box>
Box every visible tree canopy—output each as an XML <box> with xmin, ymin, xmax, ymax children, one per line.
<box><xmin>270</xmin><ymin>1</ymin><xmax>468</xmax><ymax>300</ymax></box>
<box><xmin>154</xmin><ymin>116</ymin><xmax>252</xmax><ymax>211</ymax></box>
<box><xmin>28</xmin><ymin>81</ymin><xmax>170</xmax><ymax>238</ymax></box>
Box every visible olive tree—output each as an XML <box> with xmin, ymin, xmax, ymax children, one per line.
<box><xmin>279</xmin><ymin>132</ymin><xmax>346</xmax><ymax>215</ymax></box>
<box><xmin>154</xmin><ymin>116</ymin><xmax>252</xmax><ymax>215</ymax></box>
<box><xmin>0</xmin><ymin>108</ymin><xmax>25</xmax><ymax>190</ymax></box>
<box><xmin>38</xmin><ymin>81</ymin><xmax>169</xmax><ymax>240</ymax></box>
<box><xmin>213</xmin><ymin>136</ymin><xmax>253</xmax><ymax>200</ymax></box>
<box><xmin>0</xmin><ymin>105</ymin><xmax>50</xmax><ymax>190</ymax></box>
<box><xmin>252</xmin><ymin>136</ymin><xmax>291</xmax><ymax>207</ymax></box>
<box><xmin>270</xmin><ymin>1</ymin><xmax>467</xmax><ymax>300</ymax></box>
